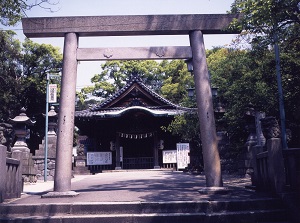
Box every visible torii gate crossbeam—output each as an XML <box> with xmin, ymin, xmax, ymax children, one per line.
<box><xmin>22</xmin><ymin>14</ymin><xmax>240</xmax><ymax>197</ymax></box>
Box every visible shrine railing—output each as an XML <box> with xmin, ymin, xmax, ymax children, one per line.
<box><xmin>88</xmin><ymin>164</ymin><xmax>113</xmax><ymax>173</ymax></box>
<box><xmin>162</xmin><ymin>163</ymin><xmax>177</xmax><ymax>169</ymax></box>
<box><xmin>283</xmin><ymin>148</ymin><xmax>300</xmax><ymax>192</ymax></box>
<box><xmin>123</xmin><ymin>157</ymin><xmax>153</xmax><ymax>169</ymax></box>
<box><xmin>0</xmin><ymin>145</ymin><xmax>23</xmax><ymax>203</ymax></box>
<box><xmin>254</xmin><ymin>138</ymin><xmax>300</xmax><ymax>194</ymax></box>
<box><xmin>255</xmin><ymin>151</ymin><xmax>270</xmax><ymax>190</ymax></box>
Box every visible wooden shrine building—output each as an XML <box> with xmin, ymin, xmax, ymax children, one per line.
<box><xmin>75</xmin><ymin>75</ymin><xmax>190</xmax><ymax>171</ymax></box>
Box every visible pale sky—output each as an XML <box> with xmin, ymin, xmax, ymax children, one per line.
<box><xmin>7</xmin><ymin>0</ymin><xmax>236</xmax><ymax>87</ymax></box>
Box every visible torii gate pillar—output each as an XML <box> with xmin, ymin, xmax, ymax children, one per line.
<box><xmin>190</xmin><ymin>30</ymin><xmax>223</xmax><ymax>187</ymax></box>
<box><xmin>44</xmin><ymin>33</ymin><xmax>79</xmax><ymax>197</ymax></box>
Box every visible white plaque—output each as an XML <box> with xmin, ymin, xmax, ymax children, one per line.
<box><xmin>176</xmin><ymin>143</ymin><xmax>190</xmax><ymax>169</ymax></box>
<box><xmin>48</xmin><ymin>84</ymin><xmax>57</xmax><ymax>103</ymax></box>
<box><xmin>163</xmin><ymin>150</ymin><xmax>177</xmax><ymax>163</ymax></box>
<box><xmin>87</xmin><ymin>152</ymin><xmax>112</xmax><ymax>165</ymax></box>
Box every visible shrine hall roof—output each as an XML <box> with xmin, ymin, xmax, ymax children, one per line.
<box><xmin>75</xmin><ymin>76</ymin><xmax>193</xmax><ymax>119</ymax></box>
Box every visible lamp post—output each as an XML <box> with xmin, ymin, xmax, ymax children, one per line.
<box><xmin>44</xmin><ymin>73</ymin><xmax>60</xmax><ymax>182</ymax></box>
<box><xmin>274</xmin><ymin>32</ymin><xmax>288</xmax><ymax>150</ymax></box>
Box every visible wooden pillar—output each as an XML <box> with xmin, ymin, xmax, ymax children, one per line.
<box><xmin>153</xmin><ymin>133</ymin><xmax>160</xmax><ymax>169</ymax></box>
<box><xmin>115</xmin><ymin>134</ymin><xmax>121</xmax><ymax>170</ymax></box>
<box><xmin>48</xmin><ymin>32</ymin><xmax>79</xmax><ymax>196</ymax></box>
<box><xmin>189</xmin><ymin>30</ymin><xmax>223</xmax><ymax>187</ymax></box>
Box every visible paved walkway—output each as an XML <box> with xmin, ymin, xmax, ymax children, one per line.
<box><xmin>5</xmin><ymin>170</ymin><xmax>273</xmax><ymax>205</ymax></box>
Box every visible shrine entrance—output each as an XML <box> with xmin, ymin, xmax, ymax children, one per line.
<box><xmin>22</xmin><ymin>14</ymin><xmax>240</xmax><ymax>195</ymax></box>
<box><xmin>121</xmin><ymin>137</ymin><xmax>154</xmax><ymax>169</ymax></box>
<box><xmin>75</xmin><ymin>77</ymin><xmax>181</xmax><ymax>171</ymax></box>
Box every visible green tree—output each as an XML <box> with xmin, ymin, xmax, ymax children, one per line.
<box><xmin>207</xmin><ymin>43</ymin><xmax>300</xmax><ymax>147</ymax></box>
<box><xmin>207</xmin><ymin>47</ymin><xmax>279</xmax><ymax>147</ymax></box>
<box><xmin>21</xmin><ymin>38</ymin><xmax>62</xmax><ymax>151</ymax></box>
<box><xmin>0</xmin><ymin>30</ymin><xmax>22</xmax><ymax>121</ymax></box>
<box><xmin>229</xmin><ymin>0</ymin><xmax>300</xmax><ymax>146</ymax></box>
<box><xmin>0</xmin><ymin>0</ymin><xmax>58</xmax><ymax>26</ymax></box>
<box><xmin>230</xmin><ymin>0</ymin><xmax>300</xmax><ymax>42</ymax></box>
<box><xmin>0</xmin><ymin>32</ymin><xmax>63</xmax><ymax>149</ymax></box>
<box><xmin>160</xmin><ymin>60</ymin><xmax>194</xmax><ymax>104</ymax></box>
<box><xmin>81</xmin><ymin>60</ymin><xmax>163</xmax><ymax>99</ymax></box>
<box><xmin>21</xmin><ymin>38</ymin><xmax>62</xmax><ymax>116</ymax></box>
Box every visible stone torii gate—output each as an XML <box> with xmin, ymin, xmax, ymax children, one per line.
<box><xmin>22</xmin><ymin>14</ymin><xmax>240</xmax><ymax>197</ymax></box>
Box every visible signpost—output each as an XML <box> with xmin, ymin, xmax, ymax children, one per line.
<box><xmin>44</xmin><ymin>74</ymin><xmax>60</xmax><ymax>182</ymax></box>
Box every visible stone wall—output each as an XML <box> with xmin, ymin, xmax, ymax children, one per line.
<box><xmin>33</xmin><ymin>157</ymin><xmax>56</xmax><ymax>181</ymax></box>
<box><xmin>33</xmin><ymin>135</ymin><xmax>57</xmax><ymax>181</ymax></box>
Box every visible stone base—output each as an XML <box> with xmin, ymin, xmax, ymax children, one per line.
<box><xmin>154</xmin><ymin>166</ymin><xmax>161</xmax><ymax>169</ymax></box>
<box><xmin>11</xmin><ymin>146</ymin><xmax>30</xmax><ymax>153</ymax></box>
<box><xmin>198</xmin><ymin>187</ymin><xmax>231</xmax><ymax>195</ymax></box>
<box><xmin>73</xmin><ymin>166</ymin><xmax>90</xmax><ymax>175</ymax></box>
<box><xmin>41</xmin><ymin>191</ymin><xmax>79</xmax><ymax>198</ymax></box>
<box><xmin>115</xmin><ymin>167</ymin><xmax>122</xmax><ymax>170</ymax></box>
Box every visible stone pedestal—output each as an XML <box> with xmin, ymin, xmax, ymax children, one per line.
<box><xmin>34</xmin><ymin>135</ymin><xmax>57</xmax><ymax>181</ymax></box>
<box><xmin>36</xmin><ymin>135</ymin><xmax>57</xmax><ymax>158</ymax></box>
<box><xmin>73</xmin><ymin>155</ymin><xmax>89</xmax><ymax>175</ymax></box>
<box><xmin>251</xmin><ymin>145</ymin><xmax>263</xmax><ymax>187</ymax></box>
<box><xmin>267</xmin><ymin>138</ymin><xmax>285</xmax><ymax>193</ymax></box>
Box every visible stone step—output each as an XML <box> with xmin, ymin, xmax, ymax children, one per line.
<box><xmin>0</xmin><ymin>198</ymin><xmax>285</xmax><ymax>216</ymax></box>
<box><xmin>0</xmin><ymin>198</ymin><xmax>288</xmax><ymax>223</ymax></box>
<box><xmin>0</xmin><ymin>210</ymin><xmax>288</xmax><ymax>223</ymax></box>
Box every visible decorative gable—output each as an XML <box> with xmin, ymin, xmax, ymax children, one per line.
<box><xmin>75</xmin><ymin>76</ymin><xmax>191</xmax><ymax>119</ymax></box>
<box><xmin>91</xmin><ymin>76</ymin><xmax>179</xmax><ymax>111</ymax></box>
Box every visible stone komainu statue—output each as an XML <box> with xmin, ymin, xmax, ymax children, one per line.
<box><xmin>0</xmin><ymin>123</ymin><xmax>14</xmax><ymax>152</ymax></box>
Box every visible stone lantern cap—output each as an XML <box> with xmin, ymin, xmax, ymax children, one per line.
<box><xmin>43</xmin><ymin>106</ymin><xmax>58</xmax><ymax>118</ymax></box>
<box><xmin>48</xmin><ymin>106</ymin><xmax>58</xmax><ymax>117</ymax></box>
<box><xmin>9</xmin><ymin>108</ymin><xmax>35</xmax><ymax>126</ymax></box>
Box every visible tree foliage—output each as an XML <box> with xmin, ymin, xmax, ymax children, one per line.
<box><xmin>207</xmin><ymin>44</ymin><xmax>300</xmax><ymax>147</ymax></box>
<box><xmin>0</xmin><ymin>31</ymin><xmax>22</xmax><ymax>121</ymax></box>
<box><xmin>81</xmin><ymin>60</ymin><xmax>164</xmax><ymax>99</ymax></box>
<box><xmin>0</xmin><ymin>33</ymin><xmax>62</xmax><ymax>121</ymax></box>
<box><xmin>160</xmin><ymin>60</ymin><xmax>194</xmax><ymax>104</ymax></box>
<box><xmin>21</xmin><ymin>38</ymin><xmax>62</xmax><ymax>116</ymax></box>
<box><xmin>0</xmin><ymin>0</ymin><xmax>59</xmax><ymax>26</ymax></box>
<box><xmin>230</xmin><ymin>0</ymin><xmax>300</xmax><ymax>45</ymax></box>
<box><xmin>228</xmin><ymin>0</ymin><xmax>300</xmax><ymax>146</ymax></box>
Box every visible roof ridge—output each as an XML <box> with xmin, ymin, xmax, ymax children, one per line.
<box><xmin>89</xmin><ymin>76</ymin><xmax>187</xmax><ymax>111</ymax></box>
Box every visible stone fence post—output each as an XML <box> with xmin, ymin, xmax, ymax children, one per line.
<box><xmin>267</xmin><ymin>138</ymin><xmax>285</xmax><ymax>193</ymax></box>
<box><xmin>12</xmin><ymin>150</ymin><xmax>23</xmax><ymax>195</ymax></box>
<box><xmin>0</xmin><ymin>145</ymin><xmax>6</xmax><ymax>203</ymax></box>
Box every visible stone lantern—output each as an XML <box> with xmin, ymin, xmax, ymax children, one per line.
<box><xmin>47</xmin><ymin>106</ymin><xmax>58</xmax><ymax>136</ymax></box>
<box><xmin>9</xmin><ymin>108</ymin><xmax>35</xmax><ymax>153</ymax></box>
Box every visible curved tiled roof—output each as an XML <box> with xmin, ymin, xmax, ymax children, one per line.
<box><xmin>75</xmin><ymin>76</ymin><xmax>194</xmax><ymax>119</ymax></box>
<box><xmin>90</xmin><ymin>76</ymin><xmax>179</xmax><ymax>111</ymax></box>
